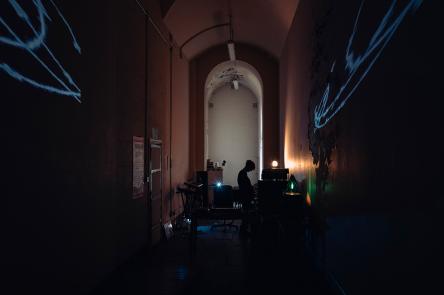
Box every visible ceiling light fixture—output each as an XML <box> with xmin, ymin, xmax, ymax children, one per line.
<box><xmin>232</xmin><ymin>79</ymin><xmax>239</xmax><ymax>90</ymax></box>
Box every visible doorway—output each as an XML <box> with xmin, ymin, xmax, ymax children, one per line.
<box><xmin>205</xmin><ymin>60</ymin><xmax>263</xmax><ymax>186</ymax></box>
<box><xmin>208</xmin><ymin>86</ymin><xmax>258</xmax><ymax>185</ymax></box>
<box><xmin>149</xmin><ymin>139</ymin><xmax>162</xmax><ymax>245</ymax></box>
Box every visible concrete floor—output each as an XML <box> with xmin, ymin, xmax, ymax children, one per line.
<box><xmin>92</xmin><ymin>221</ymin><xmax>335</xmax><ymax>295</ymax></box>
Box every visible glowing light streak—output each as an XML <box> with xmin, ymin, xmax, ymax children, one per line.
<box><xmin>0</xmin><ymin>0</ymin><xmax>82</xmax><ymax>102</ymax></box>
<box><xmin>48</xmin><ymin>0</ymin><xmax>81</xmax><ymax>54</ymax></box>
<box><xmin>313</xmin><ymin>0</ymin><xmax>422</xmax><ymax>129</ymax></box>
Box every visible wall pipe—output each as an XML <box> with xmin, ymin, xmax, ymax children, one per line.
<box><xmin>143</xmin><ymin>14</ymin><xmax>151</xmax><ymax>243</ymax></box>
<box><xmin>179</xmin><ymin>23</ymin><xmax>230</xmax><ymax>58</ymax></box>
<box><xmin>169</xmin><ymin>33</ymin><xmax>173</xmax><ymax>221</ymax></box>
<box><xmin>135</xmin><ymin>0</ymin><xmax>174</xmax><ymax>48</ymax></box>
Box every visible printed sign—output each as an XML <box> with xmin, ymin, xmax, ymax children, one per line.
<box><xmin>132</xmin><ymin>136</ymin><xmax>145</xmax><ymax>199</ymax></box>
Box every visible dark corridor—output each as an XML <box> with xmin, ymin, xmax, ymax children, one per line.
<box><xmin>2</xmin><ymin>0</ymin><xmax>443</xmax><ymax>294</ymax></box>
<box><xmin>92</xmin><ymin>223</ymin><xmax>333</xmax><ymax>295</ymax></box>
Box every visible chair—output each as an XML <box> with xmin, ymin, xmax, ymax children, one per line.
<box><xmin>210</xmin><ymin>185</ymin><xmax>239</xmax><ymax>231</ymax></box>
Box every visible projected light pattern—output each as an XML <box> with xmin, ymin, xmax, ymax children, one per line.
<box><xmin>313</xmin><ymin>0</ymin><xmax>422</xmax><ymax>129</ymax></box>
<box><xmin>0</xmin><ymin>0</ymin><xmax>81</xmax><ymax>102</ymax></box>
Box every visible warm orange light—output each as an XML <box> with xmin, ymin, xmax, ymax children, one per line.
<box><xmin>306</xmin><ymin>193</ymin><xmax>312</xmax><ymax>206</ymax></box>
<box><xmin>285</xmin><ymin>159</ymin><xmax>311</xmax><ymax>174</ymax></box>
<box><xmin>286</xmin><ymin>159</ymin><xmax>296</xmax><ymax>170</ymax></box>
<box><xmin>271</xmin><ymin>160</ymin><xmax>278</xmax><ymax>168</ymax></box>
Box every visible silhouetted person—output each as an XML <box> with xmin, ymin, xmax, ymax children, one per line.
<box><xmin>237</xmin><ymin>160</ymin><xmax>256</xmax><ymax>234</ymax></box>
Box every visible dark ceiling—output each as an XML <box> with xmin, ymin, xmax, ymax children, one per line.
<box><xmin>164</xmin><ymin>0</ymin><xmax>300</xmax><ymax>59</ymax></box>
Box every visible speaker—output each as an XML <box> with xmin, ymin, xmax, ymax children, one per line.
<box><xmin>261</xmin><ymin>168</ymin><xmax>289</xmax><ymax>180</ymax></box>
<box><xmin>213</xmin><ymin>185</ymin><xmax>233</xmax><ymax>208</ymax></box>
<box><xmin>257</xmin><ymin>180</ymin><xmax>287</xmax><ymax>215</ymax></box>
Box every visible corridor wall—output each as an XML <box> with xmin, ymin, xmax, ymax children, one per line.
<box><xmin>280</xmin><ymin>0</ymin><xmax>443</xmax><ymax>293</ymax></box>
<box><xmin>1</xmin><ymin>0</ymin><xmax>189</xmax><ymax>293</ymax></box>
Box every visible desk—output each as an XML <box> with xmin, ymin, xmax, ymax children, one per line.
<box><xmin>189</xmin><ymin>208</ymin><xmax>243</xmax><ymax>254</ymax></box>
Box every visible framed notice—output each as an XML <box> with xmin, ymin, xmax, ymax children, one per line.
<box><xmin>132</xmin><ymin>136</ymin><xmax>145</xmax><ymax>199</ymax></box>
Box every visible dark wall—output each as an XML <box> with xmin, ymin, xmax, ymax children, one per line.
<box><xmin>1</xmin><ymin>0</ymin><xmax>189</xmax><ymax>293</ymax></box>
<box><xmin>280</xmin><ymin>0</ymin><xmax>443</xmax><ymax>293</ymax></box>
<box><xmin>189</xmin><ymin>44</ymin><xmax>279</xmax><ymax>173</ymax></box>
<box><xmin>146</xmin><ymin>1</ymin><xmax>191</xmax><ymax>224</ymax></box>
<box><xmin>171</xmin><ymin>47</ymin><xmax>191</xmax><ymax>219</ymax></box>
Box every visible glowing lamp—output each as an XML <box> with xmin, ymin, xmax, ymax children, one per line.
<box><xmin>216</xmin><ymin>182</ymin><xmax>222</xmax><ymax>188</ymax></box>
<box><xmin>271</xmin><ymin>160</ymin><xmax>278</xmax><ymax>168</ymax></box>
<box><xmin>232</xmin><ymin>79</ymin><xmax>239</xmax><ymax>90</ymax></box>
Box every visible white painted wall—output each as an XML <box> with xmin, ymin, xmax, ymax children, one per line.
<box><xmin>208</xmin><ymin>85</ymin><xmax>259</xmax><ymax>186</ymax></box>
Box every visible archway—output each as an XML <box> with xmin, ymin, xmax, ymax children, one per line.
<box><xmin>204</xmin><ymin>60</ymin><xmax>263</xmax><ymax>185</ymax></box>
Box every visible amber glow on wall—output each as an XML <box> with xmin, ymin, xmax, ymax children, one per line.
<box><xmin>283</xmin><ymin>105</ymin><xmax>313</xmax><ymax>178</ymax></box>
<box><xmin>282</xmin><ymin>94</ymin><xmax>313</xmax><ymax>177</ymax></box>
<box><xmin>284</xmin><ymin>106</ymin><xmax>296</xmax><ymax>175</ymax></box>
<box><xmin>306</xmin><ymin>193</ymin><xmax>312</xmax><ymax>206</ymax></box>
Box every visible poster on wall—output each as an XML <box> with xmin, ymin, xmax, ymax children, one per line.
<box><xmin>132</xmin><ymin>136</ymin><xmax>145</xmax><ymax>199</ymax></box>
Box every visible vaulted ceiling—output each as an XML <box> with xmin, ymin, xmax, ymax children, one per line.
<box><xmin>205</xmin><ymin>60</ymin><xmax>263</xmax><ymax>102</ymax></box>
<box><xmin>164</xmin><ymin>0</ymin><xmax>300</xmax><ymax>59</ymax></box>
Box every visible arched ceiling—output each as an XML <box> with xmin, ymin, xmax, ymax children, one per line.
<box><xmin>164</xmin><ymin>0</ymin><xmax>300</xmax><ymax>59</ymax></box>
<box><xmin>205</xmin><ymin>60</ymin><xmax>263</xmax><ymax>102</ymax></box>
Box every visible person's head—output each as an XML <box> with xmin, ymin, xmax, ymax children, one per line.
<box><xmin>245</xmin><ymin>160</ymin><xmax>255</xmax><ymax>172</ymax></box>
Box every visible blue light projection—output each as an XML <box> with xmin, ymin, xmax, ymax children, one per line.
<box><xmin>0</xmin><ymin>0</ymin><xmax>81</xmax><ymax>102</ymax></box>
<box><xmin>313</xmin><ymin>0</ymin><xmax>422</xmax><ymax>129</ymax></box>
